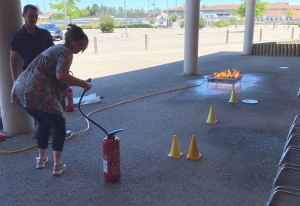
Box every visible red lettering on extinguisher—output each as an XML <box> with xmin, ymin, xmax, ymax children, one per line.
<box><xmin>107</xmin><ymin>149</ymin><xmax>120</xmax><ymax>176</ymax></box>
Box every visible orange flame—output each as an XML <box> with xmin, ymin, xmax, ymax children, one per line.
<box><xmin>213</xmin><ymin>69</ymin><xmax>240</xmax><ymax>79</ymax></box>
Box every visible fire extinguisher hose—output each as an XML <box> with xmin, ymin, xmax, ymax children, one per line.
<box><xmin>78</xmin><ymin>86</ymin><xmax>109</xmax><ymax>136</ymax></box>
<box><xmin>0</xmin><ymin>79</ymin><xmax>207</xmax><ymax>154</ymax></box>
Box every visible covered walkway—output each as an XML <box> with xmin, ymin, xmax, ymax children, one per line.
<box><xmin>1</xmin><ymin>28</ymin><xmax>300</xmax><ymax>203</ymax></box>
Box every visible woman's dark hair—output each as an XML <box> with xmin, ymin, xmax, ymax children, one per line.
<box><xmin>23</xmin><ymin>4</ymin><xmax>38</xmax><ymax>14</ymax></box>
<box><xmin>64</xmin><ymin>24</ymin><xmax>89</xmax><ymax>52</ymax></box>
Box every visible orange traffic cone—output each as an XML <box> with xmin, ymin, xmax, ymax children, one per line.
<box><xmin>229</xmin><ymin>89</ymin><xmax>238</xmax><ymax>103</ymax></box>
<box><xmin>168</xmin><ymin>135</ymin><xmax>183</xmax><ymax>158</ymax></box>
<box><xmin>186</xmin><ymin>135</ymin><xmax>201</xmax><ymax>160</ymax></box>
<box><xmin>206</xmin><ymin>106</ymin><xmax>217</xmax><ymax>124</ymax></box>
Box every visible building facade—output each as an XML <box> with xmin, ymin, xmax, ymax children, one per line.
<box><xmin>167</xmin><ymin>2</ymin><xmax>300</xmax><ymax>23</ymax></box>
<box><xmin>201</xmin><ymin>2</ymin><xmax>300</xmax><ymax>21</ymax></box>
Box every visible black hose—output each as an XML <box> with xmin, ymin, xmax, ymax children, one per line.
<box><xmin>78</xmin><ymin>88</ymin><xmax>109</xmax><ymax>135</ymax></box>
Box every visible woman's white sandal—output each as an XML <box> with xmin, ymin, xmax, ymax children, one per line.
<box><xmin>36</xmin><ymin>157</ymin><xmax>48</xmax><ymax>169</ymax></box>
<box><xmin>52</xmin><ymin>163</ymin><xmax>66</xmax><ymax>176</ymax></box>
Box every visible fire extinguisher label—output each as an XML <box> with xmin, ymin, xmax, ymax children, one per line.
<box><xmin>103</xmin><ymin>159</ymin><xmax>108</xmax><ymax>173</ymax></box>
<box><xmin>107</xmin><ymin>149</ymin><xmax>120</xmax><ymax>175</ymax></box>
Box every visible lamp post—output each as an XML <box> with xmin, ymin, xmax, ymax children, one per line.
<box><xmin>49</xmin><ymin>0</ymin><xmax>53</xmax><ymax>22</ymax></box>
<box><xmin>63</xmin><ymin>0</ymin><xmax>67</xmax><ymax>28</ymax></box>
<box><xmin>148</xmin><ymin>0</ymin><xmax>149</xmax><ymax>18</ymax></box>
<box><xmin>151</xmin><ymin>0</ymin><xmax>155</xmax><ymax>19</ymax></box>
<box><xmin>277</xmin><ymin>0</ymin><xmax>279</xmax><ymax>21</ymax></box>
<box><xmin>43</xmin><ymin>0</ymin><xmax>45</xmax><ymax>19</ymax></box>
<box><xmin>167</xmin><ymin>0</ymin><xmax>168</xmax><ymax>16</ymax></box>
<box><xmin>124</xmin><ymin>0</ymin><xmax>128</xmax><ymax>38</ymax></box>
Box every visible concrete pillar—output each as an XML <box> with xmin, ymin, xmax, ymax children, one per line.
<box><xmin>0</xmin><ymin>0</ymin><xmax>35</xmax><ymax>135</ymax></box>
<box><xmin>243</xmin><ymin>0</ymin><xmax>256</xmax><ymax>55</ymax></box>
<box><xmin>183</xmin><ymin>0</ymin><xmax>200</xmax><ymax>75</ymax></box>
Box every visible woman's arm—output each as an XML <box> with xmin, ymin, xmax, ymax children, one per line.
<box><xmin>56</xmin><ymin>71</ymin><xmax>92</xmax><ymax>91</ymax></box>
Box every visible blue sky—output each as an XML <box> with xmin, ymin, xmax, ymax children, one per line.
<box><xmin>22</xmin><ymin>0</ymin><xmax>298</xmax><ymax>13</ymax></box>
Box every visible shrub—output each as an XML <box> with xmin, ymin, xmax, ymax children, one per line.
<box><xmin>180</xmin><ymin>21</ymin><xmax>184</xmax><ymax>28</ymax></box>
<box><xmin>56</xmin><ymin>24</ymin><xmax>67</xmax><ymax>30</ymax></box>
<box><xmin>170</xmin><ymin>13</ymin><xmax>178</xmax><ymax>22</ymax></box>
<box><xmin>80</xmin><ymin>25</ymin><xmax>94</xmax><ymax>29</ymax></box>
<box><xmin>114</xmin><ymin>24</ymin><xmax>153</xmax><ymax>29</ymax></box>
<box><xmin>212</xmin><ymin>19</ymin><xmax>229</xmax><ymax>28</ymax></box>
<box><xmin>199</xmin><ymin>17</ymin><xmax>206</xmax><ymax>29</ymax></box>
<box><xmin>179</xmin><ymin>18</ymin><xmax>205</xmax><ymax>29</ymax></box>
<box><xmin>229</xmin><ymin>17</ymin><xmax>238</xmax><ymax>25</ymax></box>
<box><xmin>149</xmin><ymin>18</ymin><xmax>155</xmax><ymax>24</ymax></box>
<box><xmin>99</xmin><ymin>16</ymin><xmax>114</xmax><ymax>33</ymax></box>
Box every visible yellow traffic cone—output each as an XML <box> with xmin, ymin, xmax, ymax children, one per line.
<box><xmin>206</xmin><ymin>106</ymin><xmax>217</xmax><ymax>124</ymax></box>
<box><xmin>229</xmin><ymin>89</ymin><xmax>238</xmax><ymax>103</ymax></box>
<box><xmin>186</xmin><ymin>135</ymin><xmax>201</xmax><ymax>160</ymax></box>
<box><xmin>168</xmin><ymin>135</ymin><xmax>183</xmax><ymax>158</ymax></box>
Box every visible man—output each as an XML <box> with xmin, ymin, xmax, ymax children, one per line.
<box><xmin>10</xmin><ymin>4</ymin><xmax>54</xmax><ymax>82</ymax></box>
<box><xmin>10</xmin><ymin>4</ymin><xmax>71</xmax><ymax>137</ymax></box>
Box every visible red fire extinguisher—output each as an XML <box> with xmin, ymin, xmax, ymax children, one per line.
<box><xmin>103</xmin><ymin>129</ymin><xmax>124</xmax><ymax>182</ymax></box>
<box><xmin>77</xmin><ymin>79</ymin><xmax>124</xmax><ymax>182</ymax></box>
<box><xmin>65</xmin><ymin>86</ymin><xmax>74</xmax><ymax>112</ymax></box>
<box><xmin>0</xmin><ymin>133</ymin><xmax>6</xmax><ymax>142</ymax></box>
<box><xmin>65</xmin><ymin>71</ymin><xmax>74</xmax><ymax>112</ymax></box>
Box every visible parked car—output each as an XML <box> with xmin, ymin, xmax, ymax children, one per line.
<box><xmin>38</xmin><ymin>23</ymin><xmax>64</xmax><ymax>40</ymax></box>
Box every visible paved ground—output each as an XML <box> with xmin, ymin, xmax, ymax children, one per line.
<box><xmin>1</xmin><ymin>25</ymin><xmax>300</xmax><ymax>206</ymax></box>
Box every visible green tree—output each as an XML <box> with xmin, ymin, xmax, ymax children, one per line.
<box><xmin>155</xmin><ymin>7</ymin><xmax>161</xmax><ymax>16</ymax></box>
<box><xmin>232</xmin><ymin>0</ymin><xmax>268</xmax><ymax>20</ymax></box>
<box><xmin>99</xmin><ymin>16</ymin><xmax>114</xmax><ymax>33</ymax></box>
<box><xmin>180</xmin><ymin>17</ymin><xmax>205</xmax><ymax>29</ymax></box>
<box><xmin>50</xmin><ymin>0</ymin><xmax>88</xmax><ymax>22</ymax></box>
<box><xmin>170</xmin><ymin>13</ymin><xmax>178</xmax><ymax>23</ymax></box>
<box><xmin>285</xmin><ymin>7</ymin><xmax>294</xmax><ymax>21</ymax></box>
<box><xmin>35</xmin><ymin>5</ymin><xmax>43</xmax><ymax>14</ymax></box>
<box><xmin>90</xmin><ymin>4</ymin><xmax>99</xmax><ymax>16</ymax></box>
<box><xmin>180</xmin><ymin>21</ymin><xmax>184</xmax><ymax>28</ymax></box>
<box><xmin>149</xmin><ymin>18</ymin><xmax>154</xmax><ymax>24</ymax></box>
<box><xmin>229</xmin><ymin>17</ymin><xmax>238</xmax><ymax>24</ymax></box>
<box><xmin>140</xmin><ymin>8</ymin><xmax>145</xmax><ymax>18</ymax></box>
<box><xmin>107</xmin><ymin>7</ymin><xmax>117</xmax><ymax>17</ymax></box>
<box><xmin>85</xmin><ymin>6</ymin><xmax>91</xmax><ymax>16</ymax></box>
<box><xmin>99</xmin><ymin>4</ymin><xmax>108</xmax><ymax>17</ymax></box>
<box><xmin>136</xmin><ymin>9</ymin><xmax>141</xmax><ymax>19</ymax></box>
<box><xmin>199</xmin><ymin>17</ymin><xmax>206</xmax><ymax>29</ymax></box>
<box><xmin>285</xmin><ymin>7</ymin><xmax>294</xmax><ymax>29</ymax></box>
<box><xmin>117</xmin><ymin>7</ymin><xmax>124</xmax><ymax>17</ymax></box>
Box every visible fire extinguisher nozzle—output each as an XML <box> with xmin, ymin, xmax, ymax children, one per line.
<box><xmin>107</xmin><ymin>129</ymin><xmax>124</xmax><ymax>139</ymax></box>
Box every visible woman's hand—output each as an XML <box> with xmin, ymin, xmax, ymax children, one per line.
<box><xmin>57</xmin><ymin>72</ymin><xmax>92</xmax><ymax>91</ymax></box>
<box><xmin>84</xmin><ymin>80</ymin><xmax>92</xmax><ymax>91</ymax></box>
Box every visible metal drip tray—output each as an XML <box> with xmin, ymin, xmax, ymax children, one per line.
<box><xmin>207</xmin><ymin>76</ymin><xmax>242</xmax><ymax>88</ymax></box>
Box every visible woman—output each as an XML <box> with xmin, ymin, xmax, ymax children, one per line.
<box><xmin>11</xmin><ymin>24</ymin><xmax>92</xmax><ymax>176</ymax></box>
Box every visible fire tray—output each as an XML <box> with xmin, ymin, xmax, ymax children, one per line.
<box><xmin>207</xmin><ymin>76</ymin><xmax>242</xmax><ymax>88</ymax></box>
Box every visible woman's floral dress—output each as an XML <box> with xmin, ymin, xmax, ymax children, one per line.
<box><xmin>11</xmin><ymin>44</ymin><xmax>73</xmax><ymax>118</ymax></box>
